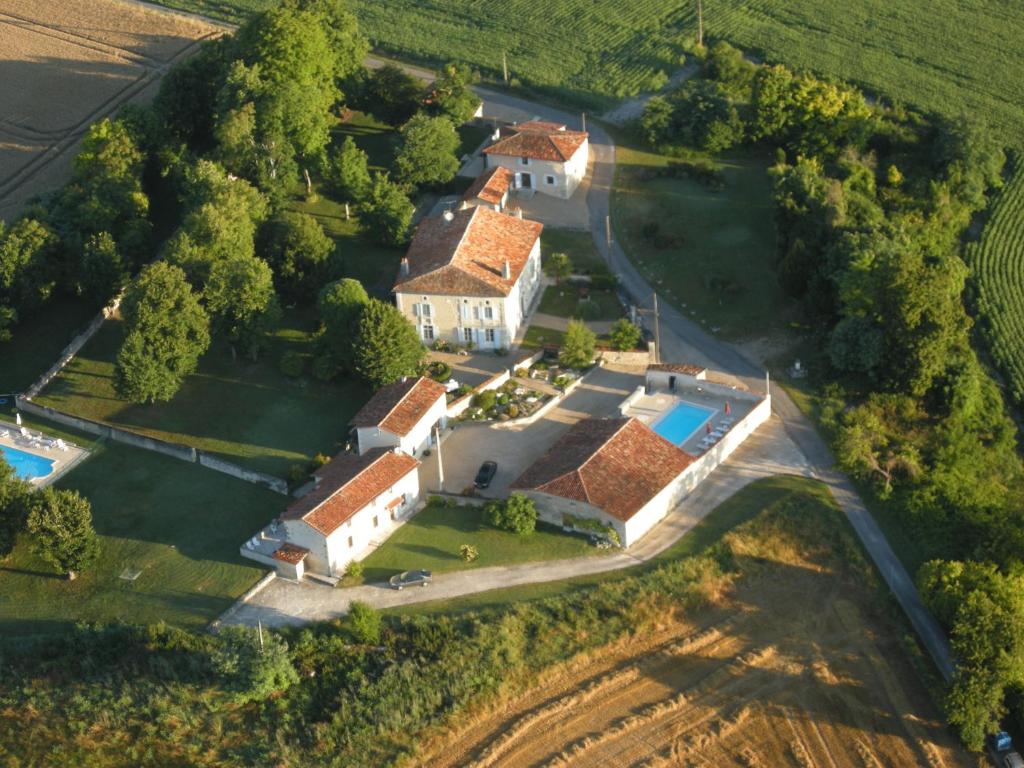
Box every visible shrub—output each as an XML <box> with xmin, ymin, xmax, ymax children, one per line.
<box><xmin>559</xmin><ymin>320</ymin><xmax>596</xmax><ymax>369</ymax></box>
<box><xmin>484</xmin><ymin>493</ymin><xmax>537</xmax><ymax>534</ymax></box>
<box><xmin>459</xmin><ymin>543</ymin><xmax>478</xmax><ymax>562</ymax></box>
<box><xmin>473</xmin><ymin>390</ymin><xmax>496</xmax><ymax>411</ymax></box>
<box><xmin>309</xmin><ymin>454</ymin><xmax>330</xmax><ymax>471</ymax></box>
<box><xmin>212</xmin><ymin>625</ymin><xmax>298</xmax><ymax>704</ymax></box>
<box><xmin>590</xmin><ymin>268</ymin><xmax>618</xmax><ymax>290</ymax></box>
<box><xmin>347</xmin><ymin>601</ymin><xmax>382</xmax><ymax>645</ymax></box>
<box><xmin>506</xmin><ymin>403</ymin><xmax>520</xmax><ymax>418</ymax></box>
<box><xmin>610</xmin><ymin>318</ymin><xmax>642</xmax><ymax>351</ymax></box>
<box><xmin>343</xmin><ymin>560</ymin><xmax>364</xmax><ymax>580</ymax></box>
<box><xmin>279</xmin><ymin>350</ymin><xmax>305</xmax><ymax>377</ymax></box>
<box><xmin>428</xmin><ymin>360</ymin><xmax>452</xmax><ymax>382</ymax></box>
<box><xmin>576</xmin><ymin>298</ymin><xmax>602</xmax><ymax>320</ymax></box>
<box><xmin>287</xmin><ymin>464</ymin><xmax>309</xmax><ymax>490</ymax></box>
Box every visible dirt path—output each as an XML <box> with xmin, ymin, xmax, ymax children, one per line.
<box><xmin>415</xmin><ymin>547</ymin><xmax>971</xmax><ymax>768</ymax></box>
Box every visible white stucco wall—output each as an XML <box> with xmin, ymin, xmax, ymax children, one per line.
<box><xmin>284</xmin><ymin>465</ymin><xmax>421</xmax><ymax>577</ymax></box>
<box><xmin>645</xmin><ymin>369</ymin><xmax>707</xmax><ymax>391</ymax></box>
<box><xmin>354</xmin><ymin>394</ymin><xmax>446</xmax><ymax>457</ymax></box>
<box><xmin>485</xmin><ymin>138</ymin><xmax>589</xmax><ymax>200</ymax></box>
<box><xmin>395</xmin><ymin>239</ymin><xmax>541</xmax><ymax>349</ymax></box>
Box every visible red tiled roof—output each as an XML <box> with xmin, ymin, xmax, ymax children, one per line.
<box><xmin>463</xmin><ymin>166</ymin><xmax>514</xmax><ymax>207</ymax></box>
<box><xmin>272</xmin><ymin>542</ymin><xmax>309</xmax><ymax>564</ymax></box>
<box><xmin>350</xmin><ymin>376</ymin><xmax>446</xmax><ymax>436</ymax></box>
<box><xmin>483</xmin><ymin>122</ymin><xmax>588</xmax><ymax>163</ymax></box>
<box><xmin>648</xmin><ymin>363</ymin><xmax>707</xmax><ymax>376</ymax></box>
<box><xmin>512</xmin><ymin>418</ymin><xmax>694</xmax><ymax>522</ymax></box>
<box><xmin>393</xmin><ymin>206</ymin><xmax>542</xmax><ymax>297</ymax></box>
<box><xmin>283</xmin><ymin>448</ymin><xmax>419</xmax><ymax>536</ymax></box>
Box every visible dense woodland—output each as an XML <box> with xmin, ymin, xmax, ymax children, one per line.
<box><xmin>1</xmin><ymin>0</ymin><xmax>1023</xmax><ymax>758</ymax></box>
<box><xmin>641</xmin><ymin>43</ymin><xmax>1024</xmax><ymax>747</ymax></box>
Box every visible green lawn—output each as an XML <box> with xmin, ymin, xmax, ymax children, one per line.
<box><xmin>542</xmin><ymin>229</ymin><xmax>605</xmax><ymax>274</ymax></box>
<box><xmin>334</xmin><ymin>110</ymin><xmax>397</xmax><ymax>171</ymax></box>
<box><xmin>35</xmin><ymin>310</ymin><xmax>370</xmax><ymax>477</ymax></box>
<box><xmin>356</xmin><ymin>500</ymin><xmax>604</xmax><ymax>583</ymax></box>
<box><xmin>612</xmin><ymin>146</ymin><xmax>797</xmax><ymax>341</ymax></box>
<box><xmin>538</xmin><ymin>284</ymin><xmax>624</xmax><ymax>321</ymax></box>
<box><xmin>0</xmin><ymin>442</ymin><xmax>281</xmax><ymax>636</ymax></box>
<box><xmin>0</xmin><ymin>295</ymin><xmax>101</xmax><ymax>394</ymax></box>
<box><xmin>385</xmin><ymin>475</ymin><xmax>840</xmax><ymax>616</ymax></box>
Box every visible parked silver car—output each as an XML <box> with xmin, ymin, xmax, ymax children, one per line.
<box><xmin>388</xmin><ymin>569</ymin><xmax>432</xmax><ymax>590</ymax></box>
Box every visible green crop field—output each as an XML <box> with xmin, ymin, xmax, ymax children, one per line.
<box><xmin>966</xmin><ymin>158</ymin><xmax>1024</xmax><ymax>406</ymax></box>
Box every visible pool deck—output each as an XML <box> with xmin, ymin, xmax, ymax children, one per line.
<box><xmin>622</xmin><ymin>385</ymin><xmax>756</xmax><ymax>456</ymax></box>
<box><xmin>0</xmin><ymin>419</ymin><xmax>88</xmax><ymax>487</ymax></box>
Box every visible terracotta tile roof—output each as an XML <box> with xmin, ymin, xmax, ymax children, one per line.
<box><xmin>512</xmin><ymin>418</ymin><xmax>694</xmax><ymax>522</ymax></box>
<box><xmin>272</xmin><ymin>542</ymin><xmax>309</xmax><ymax>564</ymax></box>
<box><xmin>350</xmin><ymin>376</ymin><xmax>446</xmax><ymax>436</ymax></box>
<box><xmin>393</xmin><ymin>206</ymin><xmax>542</xmax><ymax>297</ymax></box>
<box><xmin>283</xmin><ymin>448</ymin><xmax>419</xmax><ymax>536</ymax></box>
<box><xmin>648</xmin><ymin>363</ymin><xmax>707</xmax><ymax>376</ymax></box>
<box><xmin>463</xmin><ymin>166</ymin><xmax>514</xmax><ymax>207</ymax></box>
<box><xmin>483</xmin><ymin>121</ymin><xmax>588</xmax><ymax>163</ymax></box>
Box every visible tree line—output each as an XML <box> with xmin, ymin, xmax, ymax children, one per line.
<box><xmin>640</xmin><ymin>41</ymin><xmax>1024</xmax><ymax>748</ymax></box>
<box><xmin>0</xmin><ymin>0</ymin><xmax>483</xmax><ymax>404</ymax></box>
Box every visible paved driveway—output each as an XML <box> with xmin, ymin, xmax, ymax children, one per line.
<box><xmin>419</xmin><ymin>365</ymin><xmax>641</xmax><ymax>496</ymax></box>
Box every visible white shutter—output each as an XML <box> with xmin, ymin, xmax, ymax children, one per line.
<box><xmin>473</xmin><ymin>306</ymin><xmax>480</xmax><ymax>320</ymax></box>
<box><xmin>412</xmin><ymin>303</ymin><xmax>420</xmax><ymax>317</ymax></box>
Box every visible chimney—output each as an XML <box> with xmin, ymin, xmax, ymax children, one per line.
<box><xmin>443</xmin><ymin>209</ymin><xmax>455</xmax><ymax>223</ymax></box>
<box><xmin>502</xmin><ymin>259</ymin><xmax>511</xmax><ymax>280</ymax></box>
<box><xmin>491</xmin><ymin>127</ymin><xmax>501</xmax><ymax>141</ymax></box>
<box><xmin>400</xmin><ymin>257</ymin><xmax>410</xmax><ymax>276</ymax></box>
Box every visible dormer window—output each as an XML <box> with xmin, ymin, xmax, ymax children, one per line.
<box><xmin>520</xmin><ymin>157</ymin><xmax>530</xmax><ymax>166</ymax></box>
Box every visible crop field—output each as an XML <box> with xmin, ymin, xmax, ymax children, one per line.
<box><xmin>0</xmin><ymin>0</ymin><xmax>222</xmax><ymax>220</ymax></box>
<box><xmin>966</xmin><ymin>158</ymin><xmax>1024</xmax><ymax>406</ymax></box>
<box><xmin>416</xmin><ymin>517</ymin><xmax>973</xmax><ymax>768</ymax></box>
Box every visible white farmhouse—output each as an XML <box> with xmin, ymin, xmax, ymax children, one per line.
<box><xmin>278</xmin><ymin>447</ymin><xmax>421</xmax><ymax>578</ymax></box>
<box><xmin>350</xmin><ymin>376</ymin><xmax>448</xmax><ymax>457</ymax></box>
<box><xmin>512</xmin><ymin>417</ymin><xmax>697</xmax><ymax>547</ymax></box>
<box><xmin>393</xmin><ymin>205</ymin><xmax>544</xmax><ymax>350</ymax></box>
<box><xmin>482</xmin><ymin>121</ymin><xmax>589</xmax><ymax>199</ymax></box>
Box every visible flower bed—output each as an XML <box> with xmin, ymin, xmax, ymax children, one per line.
<box><xmin>459</xmin><ymin>379</ymin><xmax>552</xmax><ymax>422</ymax></box>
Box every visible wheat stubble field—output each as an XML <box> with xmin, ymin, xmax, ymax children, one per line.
<box><xmin>417</xmin><ymin>523</ymin><xmax>976</xmax><ymax>768</ymax></box>
<box><xmin>0</xmin><ymin>0</ymin><xmax>222</xmax><ymax>220</ymax></box>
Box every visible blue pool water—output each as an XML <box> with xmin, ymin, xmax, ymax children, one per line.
<box><xmin>0</xmin><ymin>444</ymin><xmax>55</xmax><ymax>480</ymax></box>
<box><xmin>652</xmin><ymin>401</ymin><xmax>716</xmax><ymax>446</ymax></box>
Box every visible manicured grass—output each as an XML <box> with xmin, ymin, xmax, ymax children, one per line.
<box><xmin>334</xmin><ymin>110</ymin><xmax>397</xmax><ymax>171</ymax></box>
<box><xmin>538</xmin><ymin>284</ymin><xmax>624</xmax><ymax>321</ymax></box>
<box><xmin>0</xmin><ymin>442</ymin><xmax>281</xmax><ymax>636</ymax></box>
<box><xmin>612</xmin><ymin>146</ymin><xmax>797</xmax><ymax>340</ymax></box>
<box><xmin>357</xmin><ymin>500</ymin><xmax>604</xmax><ymax>583</ymax></box>
<box><xmin>542</xmin><ymin>228</ymin><xmax>605</xmax><ymax>274</ymax></box>
<box><xmin>0</xmin><ymin>295</ymin><xmax>100</xmax><ymax>394</ymax></box>
<box><xmin>385</xmin><ymin>475</ymin><xmax>839</xmax><ymax>616</ymax></box>
<box><xmin>35</xmin><ymin>310</ymin><xmax>370</xmax><ymax>477</ymax></box>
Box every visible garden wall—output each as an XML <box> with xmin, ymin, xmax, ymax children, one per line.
<box><xmin>16</xmin><ymin>397</ymin><xmax>288</xmax><ymax>495</ymax></box>
<box><xmin>23</xmin><ymin>294</ymin><xmax>122</xmax><ymax>399</ymax></box>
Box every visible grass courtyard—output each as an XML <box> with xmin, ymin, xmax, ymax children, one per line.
<box><xmin>538</xmin><ymin>284</ymin><xmax>623</xmax><ymax>321</ymax></box>
<box><xmin>385</xmin><ymin>475</ymin><xmax>843</xmax><ymax>616</ymax></box>
<box><xmin>356</xmin><ymin>499</ymin><xmax>605</xmax><ymax>584</ymax></box>
<box><xmin>612</xmin><ymin>146</ymin><xmax>798</xmax><ymax>341</ymax></box>
<box><xmin>0</xmin><ymin>441</ymin><xmax>282</xmax><ymax>636</ymax></box>
<box><xmin>35</xmin><ymin>310</ymin><xmax>370</xmax><ymax>478</ymax></box>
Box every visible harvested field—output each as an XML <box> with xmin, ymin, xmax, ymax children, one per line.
<box><xmin>0</xmin><ymin>0</ymin><xmax>223</xmax><ymax>220</ymax></box>
<box><xmin>417</xmin><ymin>528</ymin><xmax>974</xmax><ymax>768</ymax></box>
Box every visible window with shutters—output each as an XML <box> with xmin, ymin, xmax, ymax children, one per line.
<box><xmin>485</xmin><ymin>329</ymin><xmax>496</xmax><ymax>343</ymax></box>
<box><xmin>422</xmin><ymin>325</ymin><xmax>434</xmax><ymax>340</ymax></box>
<box><xmin>463</xmin><ymin>328</ymin><xmax>473</xmax><ymax>342</ymax></box>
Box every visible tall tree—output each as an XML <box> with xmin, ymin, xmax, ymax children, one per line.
<box><xmin>258</xmin><ymin>211</ymin><xmax>334</xmax><ymax>301</ymax></box>
<box><xmin>353</xmin><ymin>298</ymin><xmax>424</xmax><ymax>388</ymax></box>
<box><xmin>26</xmin><ymin>488</ymin><xmax>100</xmax><ymax>580</ymax></box>
<box><xmin>359</xmin><ymin>173</ymin><xmax>414</xmax><ymax>246</ymax></box>
<box><xmin>0</xmin><ymin>217</ymin><xmax>59</xmax><ymax>313</ymax></box>
<box><xmin>559</xmin><ymin>320</ymin><xmax>596</xmax><ymax>368</ymax></box>
<box><xmin>115</xmin><ymin>263</ymin><xmax>210</xmax><ymax>404</ymax></box>
<box><xmin>425</xmin><ymin>62</ymin><xmax>481</xmax><ymax>124</ymax></box>
<box><xmin>361</xmin><ymin>64</ymin><xmax>422</xmax><ymax>127</ymax></box>
<box><xmin>0</xmin><ymin>457</ymin><xmax>31</xmax><ymax>558</ymax></box>
<box><xmin>316</xmin><ymin>277</ymin><xmax>369</xmax><ymax>376</ymax></box>
<box><xmin>330</xmin><ymin>136</ymin><xmax>371</xmax><ymax>203</ymax></box>
<box><xmin>204</xmin><ymin>255</ymin><xmax>279</xmax><ymax>360</ymax></box>
<box><xmin>394</xmin><ymin>114</ymin><xmax>461</xmax><ymax>188</ymax></box>
<box><xmin>79</xmin><ymin>231</ymin><xmax>127</xmax><ymax>303</ymax></box>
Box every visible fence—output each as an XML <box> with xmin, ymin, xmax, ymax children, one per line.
<box><xmin>16</xmin><ymin>397</ymin><xmax>288</xmax><ymax>495</ymax></box>
<box><xmin>24</xmin><ymin>294</ymin><xmax>122</xmax><ymax>400</ymax></box>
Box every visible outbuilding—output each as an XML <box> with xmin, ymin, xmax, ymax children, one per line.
<box><xmin>350</xmin><ymin>376</ymin><xmax>448</xmax><ymax>457</ymax></box>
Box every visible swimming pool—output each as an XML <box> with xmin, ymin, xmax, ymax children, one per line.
<box><xmin>652</xmin><ymin>401</ymin><xmax>716</xmax><ymax>446</ymax></box>
<box><xmin>0</xmin><ymin>444</ymin><xmax>55</xmax><ymax>480</ymax></box>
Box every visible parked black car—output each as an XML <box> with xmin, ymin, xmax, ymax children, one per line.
<box><xmin>474</xmin><ymin>460</ymin><xmax>498</xmax><ymax>488</ymax></box>
<box><xmin>388</xmin><ymin>569</ymin><xmax>432</xmax><ymax>589</ymax></box>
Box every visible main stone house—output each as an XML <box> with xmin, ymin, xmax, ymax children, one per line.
<box><xmin>393</xmin><ymin>205</ymin><xmax>544</xmax><ymax>350</ymax></box>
